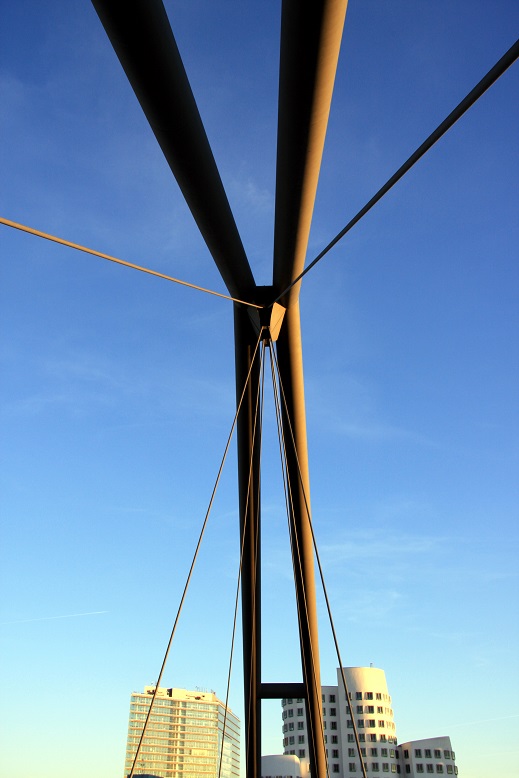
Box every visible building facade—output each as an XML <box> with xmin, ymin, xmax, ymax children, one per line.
<box><xmin>399</xmin><ymin>737</ymin><xmax>456</xmax><ymax>776</ymax></box>
<box><xmin>280</xmin><ymin>667</ymin><xmax>457</xmax><ymax>777</ymax></box>
<box><xmin>123</xmin><ymin>685</ymin><xmax>240</xmax><ymax>778</ymax></box>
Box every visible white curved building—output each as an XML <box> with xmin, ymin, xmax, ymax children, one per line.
<box><xmin>399</xmin><ymin>736</ymin><xmax>457</xmax><ymax>776</ymax></box>
<box><xmin>261</xmin><ymin>753</ymin><xmax>307</xmax><ymax>778</ymax></box>
<box><xmin>282</xmin><ymin>666</ymin><xmax>398</xmax><ymax>775</ymax></box>
<box><xmin>279</xmin><ymin>667</ymin><xmax>457</xmax><ymax>776</ymax></box>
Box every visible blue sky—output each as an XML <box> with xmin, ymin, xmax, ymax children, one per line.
<box><xmin>1</xmin><ymin>1</ymin><xmax>518</xmax><ymax>777</ymax></box>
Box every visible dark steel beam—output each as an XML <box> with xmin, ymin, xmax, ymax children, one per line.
<box><xmin>234</xmin><ymin>305</ymin><xmax>262</xmax><ymax>778</ymax></box>
<box><xmin>91</xmin><ymin>0</ymin><xmax>256</xmax><ymax>301</ymax></box>
<box><xmin>261</xmin><ymin>683</ymin><xmax>306</xmax><ymax>699</ymax></box>
<box><xmin>273</xmin><ymin>0</ymin><xmax>348</xmax><ymax>307</ymax></box>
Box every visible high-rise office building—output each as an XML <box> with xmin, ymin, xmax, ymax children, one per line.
<box><xmin>278</xmin><ymin>667</ymin><xmax>457</xmax><ymax>777</ymax></box>
<box><xmin>124</xmin><ymin>685</ymin><xmax>240</xmax><ymax>778</ymax></box>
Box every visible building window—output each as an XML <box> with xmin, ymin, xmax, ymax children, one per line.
<box><xmin>358</xmin><ymin>720</ymin><xmax>365</xmax><ymax>728</ymax></box>
<box><xmin>296</xmin><ymin>697</ymin><xmax>303</xmax><ymax>703</ymax></box>
<box><xmin>436</xmin><ymin>767</ymin><xmax>444</xmax><ymax>774</ymax></box>
<box><xmin>289</xmin><ymin>723</ymin><xmax>294</xmax><ymax>731</ymax></box>
<box><xmin>425</xmin><ymin>750</ymin><xmax>431</xmax><ymax>759</ymax></box>
<box><xmin>298</xmin><ymin>736</ymin><xmax>305</xmax><ymax>744</ymax></box>
<box><xmin>297</xmin><ymin>708</ymin><xmax>304</xmax><ymax>716</ymax></box>
<box><xmin>380</xmin><ymin>735</ymin><xmax>387</xmax><ymax>742</ymax></box>
<box><xmin>332</xmin><ymin>749</ymin><xmax>339</xmax><ymax>758</ymax></box>
<box><xmin>391</xmin><ymin>766</ymin><xmax>397</xmax><ymax>774</ymax></box>
<box><xmin>416</xmin><ymin>767</ymin><xmax>424</xmax><ymax>774</ymax></box>
<box><xmin>348</xmin><ymin>735</ymin><xmax>354</xmax><ymax>743</ymax></box>
<box><xmin>323</xmin><ymin>708</ymin><xmax>327</xmax><ymax>716</ymax></box>
<box><xmin>356</xmin><ymin>692</ymin><xmax>363</xmax><ymax>700</ymax></box>
<box><xmin>404</xmin><ymin>750</ymin><xmax>409</xmax><ymax>759</ymax></box>
<box><xmin>332</xmin><ymin>736</ymin><xmax>338</xmax><ymax>744</ymax></box>
<box><xmin>359</xmin><ymin>735</ymin><xmax>366</xmax><ymax>742</ymax></box>
<box><xmin>444</xmin><ymin>751</ymin><xmax>451</xmax><ymax>760</ymax></box>
<box><xmin>379</xmin><ymin>721</ymin><xmax>385</xmax><ymax>728</ymax></box>
<box><xmin>435</xmin><ymin>750</ymin><xmax>441</xmax><ymax>759</ymax></box>
<box><xmin>446</xmin><ymin>767</ymin><xmax>453</xmax><ymax>774</ymax></box>
<box><xmin>381</xmin><ymin>749</ymin><xmax>388</xmax><ymax>757</ymax></box>
<box><xmin>357</xmin><ymin>706</ymin><xmax>364</xmax><ymax>714</ymax></box>
<box><xmin>376</xmin><ymin>693</ymin><xmax>382</xmax><ymax>700</ymax></box>
<box><xmin>299</xmin><ymin>749</ymin><xmax>306</xmax><ymax>758</ymax></box>
<box><xmin>369</xmin><ymin>734</ymin><xmax>377</xmax><ymax>742</ymax></box>
<box><xmin>331</xmin><ymin>722</ymin><xmax>337</xmax><ymax>730</ymax></box>
<box><xmin>288</xmin><ymin>709</ymin><xmax>294</xmax><ymax>718</ymax></box>
<box><xmin>332</xmin><ymin>766</ymin><xmax>340</xmax><ymax>774</ymax></box>
<box><xmin>371</xmin><ymin>748</ymin><xmax>378</xmax><ymax>757</ymax></box>
<box><xmin>383</xmin><ymin>764</ymin><xmax>389</xmax><ymax>773</ymax></box>
<box><xmin>415</xmin><ymin>750</ymin><xmax>422</xmax><ymax>759</ymax></box>
<box><xmin>289</xmin><ymin>736</ymin><xmax>294</xmax><ymax>745</ymax></box>
<box><xmin>369</xmin><ymin>720</ymin><xmax>376</xmax><ymax>728</ymax></box>
<box><xmin>329</xmin><ymin>694</ymin><xmax>336</xmax><ymax>703</ymax></box>
<box><xmin>349</xmin><ymin>748</ymin><xmax>355</xmax><ymax>757</ymax></box>
<box><xmin>372</xmin><ymin>763</ymin><xmax>379</xmax><ymax>772</ymax></box>
<box><xmin>330</xmin><ymin>708</ymin><xmax>337</xmax><ymax>716</ymax></box>
<box><xmin>378</xmin><ymin>706</ymin><xmax>384</xmax><ymax>714</ymax></box>
<box><xmin>427</xmin><ymin>766</ymin><xmax>434</xmax><ymax>774</ymax></box>
<box><xmin>405</xmin><ymin>767</ymin><xmax>410</xmax><ymax>774</ymax></box>
<box><xmin>349</xmin><ymin>764</ymin><xmax>357</xmax><ymax>773</ymax></box>
<box><xmin>367</xmin><ymin>705</ymin><xmax>374</xmax><ymax>713</ymax></box>
<box><xmin>365</xmin><ymin>692</ymin><xmax>373</xmax><ymax>700</ymax></box>
<box><xmin>347</xmin><ymin>720</ymin><xmax>353</xmax><ymax>728</ymax></box>
<box><xmin>298</xmin><ymin>722</ymin><xmax>304</xmax><ymax>730</ymax></box>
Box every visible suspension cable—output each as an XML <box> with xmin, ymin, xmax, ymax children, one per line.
<box><xmin>0</xmin><ymin>216</ymin><xmax>262</xmax><ymax>310</ymax></box>
<box><xmin>218</xmin><ymin>335</ymin><xmax>267</xmax><ymax>778</ymax></box>
<box><xmin>128</xmin><ymin>327</ymin><xmax>264</xmax><ymax>778</ymax></box>
<box><xmin>268</xmin><ymin>343</ymin><xmax>330</xmax><ymax>778</ymax></box>
<box><xmin>271</xmin><ymin>345</ymin><xmax>368</xmax><ymax>778</ymax></box>
<box><xmin>271</xmin><ymin>38</ymin><xmax>519</xmax><ymax>305</ymax></box>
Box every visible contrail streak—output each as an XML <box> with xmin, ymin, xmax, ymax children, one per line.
<box><xmin>1</xmin><ymin>610</ymin><xmax>108</xmax><ymax>625</ymax></box>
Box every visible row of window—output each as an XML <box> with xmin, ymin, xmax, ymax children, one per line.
<box><xmin>349</xmin><ymin>748</ymin><xmax>396</xmax><ymax>758</ymax></box>
<box><xmin>282</xmin><ymin>692</ymin><xmax>391</xmax><ymax>706</ymax></box>
<box><xmin>412</xmin><ymin>767</ymin><xmax>457</xmax><ymax>775</ymax></box>
<box><xmin>284</xmin><ymin>749</ymin><xmax>306</xmax><ymax>758</ymax></box>
<box><xmin>346</xmin><ymin>719</ymin><xmax>395</xmax><ymax>730</ymax></box>
<box><xmin>408</xmin><ymin>749</ymin><xmax>455</xmax><ymax>761</ymax></box>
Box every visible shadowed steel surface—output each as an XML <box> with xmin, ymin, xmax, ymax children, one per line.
<box><xmin>91</xmin><ymin>0</ymin><xmax>255</xmax><ymax>301</ymax></box>
<box><xmin>234</xmin><ymin>305</ymin><xmax>262</xmax><ymax>778</ymax></box>
<box><xmin>272</xmin><ymin>3</ymin><xmax>348</xmax><ymax>777</ymax></box>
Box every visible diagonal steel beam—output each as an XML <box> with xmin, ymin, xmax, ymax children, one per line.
<box><xmin>91</xmin><ymin>0</ymin><xmax>256</xmax><ymax>301</ymax></box>
<box><xmin>273</xmin><ymin>0</ymin><xmax>348</xmax><ymax>307</ymax></box>
<box><xmin>272</xmin><ymin>4</ymin><xmax>348</xmax><ymax>778</ymax></box>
